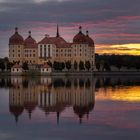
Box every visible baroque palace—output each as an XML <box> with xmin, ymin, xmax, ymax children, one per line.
<box><xmin>9</xmin><ymin>25</ymin><xmax>95</xmax><ymax>70</ymax></box>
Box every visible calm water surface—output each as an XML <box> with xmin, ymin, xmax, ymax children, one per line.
<box><xmin>0</xmin><ymin>76</ymin><xmax>140</xmax><ymax>140</ymax></box>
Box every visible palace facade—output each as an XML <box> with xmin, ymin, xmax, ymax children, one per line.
<box><xmin>9</xmin><ymin>25</ymin><xmax>95</xmax><ymax>70</ymax></box>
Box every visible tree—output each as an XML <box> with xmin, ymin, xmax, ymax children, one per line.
<box><xmin>74</xmin><ymin>61</ymin><xmax>78</xmax><ymax>71</ymax></box>
<box><xmin>65</xmin><ymin>61</ymin><xmax>71</xmax><ymax>71</ymax></box>
<box><xmin>0</xmin><ymin>61</ymin><xmax>5</xmax><ymax>71</ymax></box>
<box><xmin>116</xmin><ymin>61</ymin><xmax>122</xmax><ymax>71</ymax></box>
<box><xmin>4</xmin><ymin>57</ymin><xmax>9</xmax><ymax>71</ymax></box>
<box><xmin>85</xmin><ymin>61</ymin><xmax>91</xmax><ymax>71</ymax></box>
<box><xmin>79</xmin><ymin>61</ymin><xmax>85</xmax><ymax>70</ymax></box>
<box><xmin>47</xmin><ymin>61</ymin><xmax>52</xmax><ymax>67</ymax></box>
<box><xmin>103</xmin><ymin>62</ymin><xmax>111</xmax><ymax>71</ymax></box>
<box><xmin>53</xmin><ymin>61</ymin><xmax>59</xmax><ymax>70</ymax></box>
<box><xmin>61</xmin><ymin>62</ymin><xmax>65</xmax><ymax>70</ymax></box>
<box><xmin>22</xmin><ymin>62</ymin><xmax>29</xmax><ymax>71</ymax></box>
<box><xmin>7</xmin><ymin>62</ymin><xmax>14</xmax><ymax>70</ymax></box>
<box><xmin>96</xmin><ymin>62</ymin><xmax>100</xmax><ymax>71</ymax></box>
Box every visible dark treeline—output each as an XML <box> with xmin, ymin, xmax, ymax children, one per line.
<box><xmin>1</xmin><ymin>54</ymin><xmax>140</xmax><ymax>71</ymax></box>
<box><xmin>96</xmin><ymin>54</ymin><xmax>140</xmax><ymax>71</ymax></box>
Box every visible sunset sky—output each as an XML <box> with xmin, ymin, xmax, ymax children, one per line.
<box><xmin>0</xmin><ymin>0</ymin><xmax>140</xmax><ymax>57</ymax></box>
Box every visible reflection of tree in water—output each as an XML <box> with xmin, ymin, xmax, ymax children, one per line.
<box><xmin>79</xmin><ymin>79</ymin><xmax>84</xmax><ymax>88</ymax></box>
<box><xmin>65</xmin><ymin>79</ymin><xmax>72</xmax><ymax>88</ymax></box>
<box><xmin>53</xmin><ymin>79</ymin><xmax>65</xmax><ymax>88</ymax></box>
<box><xmin>74</xmin><ymin>79</ymin><xmax>78</xmax><ymax>88</ymax></box>
<box><xmin>0</xmin><ymin>78</ymin><xmax>6</xmax><ymax>88</ymax></box>
<box><xmin>22</xmin><ymin>79</ymin><xmax>29</xmax><ymax>88</ymax></box>
<box><xmin>85</xmin><ymin>78</ymin><xmax>91</xmax><ymax>89</ymax></box>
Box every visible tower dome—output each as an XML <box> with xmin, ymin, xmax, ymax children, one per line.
<box><xmin>9</xmin><ymin>27</ymin><xmax>24</xmax><ymax>45</ymax></box>
<box><xmin>86</xmin><ymin>30</ymin><xmax>94</xmax><ymax>46</ymax></box>
<box><xmin>24</xmin><ymin>31</ymin><xmax>37</xmax><ymax>48</ymax></box>
<box><xmin>73</xmin><ymin>26</ymin><xmax>87</xmax><ymax>44</ymax></box>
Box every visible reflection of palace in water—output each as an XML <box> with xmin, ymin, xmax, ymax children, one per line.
<box><xmin>8</xmin><ymin>77</ymin><xmax>95</xmax><ymax>124</ymax></box>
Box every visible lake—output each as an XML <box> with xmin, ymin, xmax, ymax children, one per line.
<box><xmin>0</xmin><ymin>76</ymin><xmax>140</xmax><ymax>140</ymax></box>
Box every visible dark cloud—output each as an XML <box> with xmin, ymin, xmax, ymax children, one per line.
<box><xmin>0</xmin><ymin>0</ymin><xmax>140</xmax><ymax>57</ymax></box>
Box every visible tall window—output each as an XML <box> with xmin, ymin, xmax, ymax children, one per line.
<box><xmin>44</xmin><ymin>45</ymin><xmax>46</xmax><ymax>60</ymax></box>
<box><xmin>40</xmin><ymin>45</ymin><xmax>42</xmax><ymax>58</ymax></box>
<box><xmin>48</xmin><ymin>45</ymin><xmax>50</xmax><ymax>57</ymax></box>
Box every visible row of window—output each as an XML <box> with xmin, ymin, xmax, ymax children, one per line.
<box><xmin>24</xmin><ymin>54</ymin><xmax>36</xmax><ymax>57</ymax></box>
<box><xmin>25</xmin><ymin>50</ymin><xmax>36</xmax><ymax>53</ymax></box>
<box><xmin>11</xmin><ymin>54</ymin><xmax>21</xmax><ymax>57</ymax></box>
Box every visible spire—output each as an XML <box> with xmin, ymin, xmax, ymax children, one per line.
<box><xmin>79</xmin><ymin>26</ymin><xmax>82</xmax><ymax>34</ymax></box>
<box><xmin>57</xmin><ymin>112</ymin><xmax>60</xmax><ymax>125</ymax></box>
<box><xmin>28</xmin><ymin>31</ymin><xmax>31</xmax><ymax>38</ymax></box>
<box><xmin>86</xmin><ymin>30</ymin><xmax>89</xmax><ymax>37</ymax></box>
<box><xmin>56</xmin><ymin>24</ymin><xmax>60</xmax><ymax>37</ymax></box>
<box><xmin>28</xmin><ymin>111</ymin><xmax>32</xmax><ymax>120</ymax></box>
<box><xmin>15</xmin><ymin>27</ymin><xmax>18</xmax><ymax>33</ymax></box>
<box><xmin>15</xmin><ymin>115</ymin><xmax>19</xmax><ymax>125</ymax></box>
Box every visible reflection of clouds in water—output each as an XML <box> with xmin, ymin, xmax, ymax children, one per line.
<box><xmin>96</xmin><ymin>86</ymin><xmax>140</xmax><ymax>102</ymax></box>
<box><xmin>0</xmin><ymin>132</ymin><xmax>15</xmax><ymax>139</ymax></box>
<box><xmin>0</xmin><ymin>89</ymin><xmax>9</xmax><ymax>111</ymax></box>
<box><xmin>0</xmin><ymin>77</ymin><xmax>140</xmax><ymax>140</ymax></box>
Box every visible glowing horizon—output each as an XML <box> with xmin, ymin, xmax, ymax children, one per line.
<box><xmin>96</xmin><ymin>43</ymin><xmax>140</xmax><ymax>56</ymax></box>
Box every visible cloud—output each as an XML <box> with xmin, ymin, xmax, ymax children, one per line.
<box><xmin>0</xmin><ymin>0</ymin><xmax>140</xmax><ymax>57</ymax></box>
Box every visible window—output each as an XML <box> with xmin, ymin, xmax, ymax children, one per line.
<box><xmin>44</xmin><ymin>46</ymin><xmax>46</xmax><ymax>58</ymax></box>
<box><xmin>48</xmin><ymin>45</ymin><xmax>50</xmax><ymax>57</ymax></box>
<box><xmin>40</xmin><ymin>46</ymin><xmax>42</xmax><ymax>57</ymax></box>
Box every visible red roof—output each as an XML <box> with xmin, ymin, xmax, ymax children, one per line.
<box><xmin>38</xmin><ymin>36</ymin><xmax>71</xmax><ymax>48</ymax></box>
<box><xmin>12</xmin><ymin>64</ymin><xmax>22</xmax><ymax>68</ymax></box>
<box><xmin>73</xmin><ymin>26</ymin><xmax>88</xmax><ymax>44</ymax></box>
<box><xmin>9</xmin><ymin>28</ymin><xmax>24</xmax><ymax>45</ymax></box>
<box><xmin>41</xmin><ymin>64</ymin><xmax>51</xmax><ymax>68</ymax></box>
<box><xmin>24</xmin><ymin>32</ymin><xmax>37</xmax><ymax>48</ymax></box>
<box><xmin>86</xmin><ymin>35</ymin><xmax>95</xmax><ymax>46</ymax></box>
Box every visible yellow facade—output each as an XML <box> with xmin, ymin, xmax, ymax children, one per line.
<box><xmin>24</xmin><ymin>48</ymin><xmax>38</xmax><ymax>64</ymax></box>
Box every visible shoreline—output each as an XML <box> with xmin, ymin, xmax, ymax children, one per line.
<box><xmin>1</xmin><ymin>71</ymin><xmax>140</xmax><ymax>77</ymax></box>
